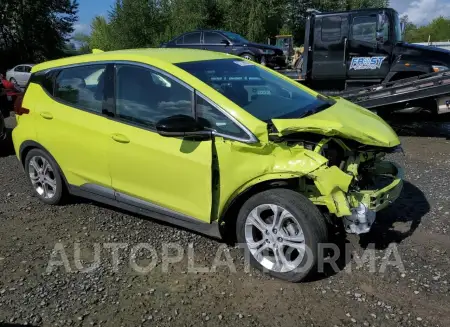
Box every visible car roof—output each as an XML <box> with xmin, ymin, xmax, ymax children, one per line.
<box><xmin>32</xmin><ymin>48</ymin><xmax>235</xmax><ymax>72</ymax></box>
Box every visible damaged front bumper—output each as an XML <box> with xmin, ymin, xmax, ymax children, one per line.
<box><xmin>308</xmin><ymin>161</ymin><xmax>403</xmax><ymax>234</ymax></box>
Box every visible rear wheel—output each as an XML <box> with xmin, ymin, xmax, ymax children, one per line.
<box><xmin>24</xmin><ymin>149</ymin><xmax>66</xmax><ymax>205</ymax></box>
<box><xmin>236</xmin><ymin>189</ymin><xmax>328</xmax><ymax>282</ymax></box>
<box><xmin>240</xmin><ymin>53</ymin><xmax>255</xmax><ymax>61</ymax></box>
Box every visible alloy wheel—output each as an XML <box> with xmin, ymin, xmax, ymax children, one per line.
<box><xmin>28</xmin><ymin>155</ymin><xmax>57</xmax><ymax>199</ymax></box>
<box><xmin>244</xmin><ymin>204</ymin><xmax>306</xmax><ymax>273</ymax></box>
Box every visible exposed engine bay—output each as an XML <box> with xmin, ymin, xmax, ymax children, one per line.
<box><xmin>269</xmin><ymin>131</ymin><xmax>404</xmax><ymax>234</ymax></box>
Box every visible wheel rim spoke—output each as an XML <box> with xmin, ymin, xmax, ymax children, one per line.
<box><xmin>283</xmin><ymin>240</ymin><xmax>306</xmax><ymax>252</ymax></box>
<box><xmin>28</xmin><ymin>156</ymin><xmax>57</xmax><ymax>200</ymax></box>
<box><xmin>29</xmin><ymin>158</ymin><xmax>41</xmax><ymax>173</ymax></box>
<box><xmin>246</xmin><ymin>208</ymin><xmax>268</xmax><ymax>233</ymax></box>
<box><xmin>42</xmin><ymin>159</ymin><xmax>52</xmax><ymax>175</ymax></box>
<box><xmin>245</xmin><ymin>203</ymin><xmax>306</xmax><ymax>274</ymax></box>
<box><xmin>247</xmin><ymin>238</ymin><xmax>266</xmax><ymax>250</ymax></box>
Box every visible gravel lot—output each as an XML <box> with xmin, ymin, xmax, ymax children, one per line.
<box><xmin>0</xmin><ymin>114</ymin><xmax>449</xmax><ymax>327</ymax></box>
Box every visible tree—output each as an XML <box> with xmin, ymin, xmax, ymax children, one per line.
<box><xmin>0</xmin><ymin>0</ymin><xmax>78</xmax><ymax>71</ymax></box>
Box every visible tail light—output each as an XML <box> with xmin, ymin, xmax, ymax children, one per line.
<box><xmin>14</xmin><ymin>94</ymin><xmax>29</xmax><ymax>115</ymax></box>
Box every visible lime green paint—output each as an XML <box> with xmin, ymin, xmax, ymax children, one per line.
<box><xmin>13</xmin><ymin>49</ymin><xmax>404</xmax><ymax>228</ymax></box>
<box><xmin>272</xmin><ymin>97</ymin><xmax>401</xmax><ymax>147</ymax></box>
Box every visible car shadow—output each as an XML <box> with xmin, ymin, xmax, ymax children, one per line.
<box><xmin>305</xmin><ymin>181</ymin><xmax>428</xmax><ymax>282</ymax></box>
<box><xmin>359</xmin><ymin>181</ymin><xmax>429</xmax><ymax>250</ymax></box>
<box><xmin>0</xmin><ymin>324</ymin><xmax>39</xmax><ymax>327</ymax></box>
<box><xmin>0</xmin><ymin>127</ymin><xmax>15</xmax><ymax>157</ymax></box>
<box><xmin>386</xmin><ymin>112</ymin><xmax>450</xmax><ymax>139</ymax></box>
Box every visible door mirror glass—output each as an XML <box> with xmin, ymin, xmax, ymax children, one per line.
<box><xmin>156</xmin><ymin>114</ymin><xmax>211</xmax><ymax>138</ymax></box>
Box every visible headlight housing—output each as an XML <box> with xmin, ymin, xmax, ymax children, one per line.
<box><xmin>259</xmin><ymin>49</ymin><xmax>275</xmax><ymax>55</ymax></box>
<box><xmin>432</xmin><ymin>65</ymin><xmax>449</xmax><ymax>72</ymax></box>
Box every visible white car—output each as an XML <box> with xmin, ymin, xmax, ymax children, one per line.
<box><xmin>6</xmin><ymin>64</ymin><xmax>34</xmax><ymax>86</ymax></box>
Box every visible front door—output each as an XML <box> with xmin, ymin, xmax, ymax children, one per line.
<box><xmin>108</xmin><ymin>63</ymin><xmax>212</xmax><ymax>222</ymax></box>
<box><xmin>311</xmin><ymin>15</ymin><xmax>349</xmax><ymax>82</ymax></box>
<box><xmin>346</xmin><ymin>14</ymin><xmax>391</xmax><ymax>81</ymax></box>
<box><xmin>202</xmin><ymin>31</ymin><xmax>231</xmax><ymax>54</ymax></box>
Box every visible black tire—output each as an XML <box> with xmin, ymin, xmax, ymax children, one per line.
<box><xmin>240</xmin><ymin>53</ymin><xmax>255</xmax><ymax>61</ymax></box>
<box><xmin>24</xmin><ymin>148</ymin><xmax>66</xmax><ymax>205</ymax></box>
<box><xmin>236</xmin><ymin>189</ymin><xmax>328</xmax><ymax>282</ymax></box>
<box><xmin>9</xmin><ymin>77</ymin><xmax>17</xmax><ymax>85</ymax></box>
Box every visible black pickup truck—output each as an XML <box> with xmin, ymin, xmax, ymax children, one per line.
<box><xmin>286</xmin><ymin>8</ymin><xmax>450</xmax><ymax>114</ymax></box>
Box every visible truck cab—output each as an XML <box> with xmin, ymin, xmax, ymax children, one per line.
<box><xmin>301</xmin><ymin>8</ymin><xmax>450</xmax><ymax>91</ymax></box>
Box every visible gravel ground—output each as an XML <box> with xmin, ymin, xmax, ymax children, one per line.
<box><xmin>0</xmin><ymin>114</ymin><xmax>449</xmax><ymax>327</ymax></box>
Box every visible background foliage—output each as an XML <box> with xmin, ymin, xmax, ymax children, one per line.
<box><xmin>1</xmin><ymin>0</ymin><xmax>450</xmax><ymax>72</ymax></box>
<box><xmin>0</xmin><ymin>0</ymin><xmax>78</xmax><ymax>72</ymax></box>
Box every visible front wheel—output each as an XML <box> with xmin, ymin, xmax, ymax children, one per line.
<box><xmin>236</xmin><ymin>189</ymin><xmax>328</xmax><ymax>282</ymax></box>
<box><xmin>9</xmin><ymin>77</ymin><xmax>17</xmax><ymax>85</ymax></box>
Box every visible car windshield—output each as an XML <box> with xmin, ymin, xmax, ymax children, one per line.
<box><xmin>222</xmin><ymin>31</ymin><xmax>249</xmax><ymax>43</ymax></box>
<box><xmin>176</xmin><ymin>59</ymin><xmax>333</xmax><ymax>122</ymax></box>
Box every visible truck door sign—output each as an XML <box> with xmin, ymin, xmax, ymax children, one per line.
<box><xmin>350</xmin><ymin>56</ymin><xmax>386</xmax><ymax>70</ymax></box>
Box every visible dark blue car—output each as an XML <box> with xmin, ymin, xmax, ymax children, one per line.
<box><xmin>161</xmin><ymin>30</ymin><xmax>286</xmax><ymax>69</ymax></box>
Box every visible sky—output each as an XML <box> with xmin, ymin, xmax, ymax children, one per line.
<box><xmin>73</xmin><ymin>0</ymin><xmax>449</xmax><ymax>35</ymax></box>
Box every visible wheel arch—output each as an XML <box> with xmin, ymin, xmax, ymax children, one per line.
<box><xmin>218</xmin><ymin>175</ymin><xmax>301</xmax><ymax>242</ymax></box>
<box><xmin>19</xmin><ymin>140</ymin><xmax>70</xmax><ymax>188</ymax></box>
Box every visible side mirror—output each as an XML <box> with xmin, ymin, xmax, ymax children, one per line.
<box><xmin>220</xmin><ymin>39</ymin><xmax>230</xmax><ymax>46</ymax></box>
<box><xmin>376</xmin><ymin>31</ymin><xmax>384</xmax><ymax>43</ymax></box>
<box><xmin>156</xmin><ymin>114</ymin><xmax>211</xmax><ymax>139</ymax></box>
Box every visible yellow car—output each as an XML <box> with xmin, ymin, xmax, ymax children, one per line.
<box><xmin>12</xmin><ymin>49</ymin><xmax>403</xmax><ymax>282</ymax></box>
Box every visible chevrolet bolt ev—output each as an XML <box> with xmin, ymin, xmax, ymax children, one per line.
<box><xmin>12</xmin><ymin>49</ymin><xmax>403</xmax><ymax>282</ymax></box>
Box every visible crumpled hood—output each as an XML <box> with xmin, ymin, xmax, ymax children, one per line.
<box><xmin>271</xmin><ymin>98</ymin><xmax>401</xmax><ymax>147</ymax></box>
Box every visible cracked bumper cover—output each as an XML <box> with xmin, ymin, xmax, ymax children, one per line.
<box><xmin>309</xmin><ymin>161</ymin><xmax>403</xmax><ymax>218</ymax></box>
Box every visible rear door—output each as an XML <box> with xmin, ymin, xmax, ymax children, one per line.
<box><xmin>311</xmin><ymin>14</ymin><xmax>349</xmax><ymax>81</ymax></box>
<box><xmin>346</xmin><ymin>14</ymin><xmax>390</xmax><ymax>81</ymax></box>
<box><xmin>34</xmin><ymin>63</ymin><xmax>113</xmax><ymax>189</ymax></box>
<box><xmin>176</xmin><ymin>32</ymin><xmax>203</xmax><ymax>50</ymax></box>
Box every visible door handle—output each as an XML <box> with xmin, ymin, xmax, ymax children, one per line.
<box><xmin>111</xmin><ymin>133</ymin><xmax>130</xmax><ymax>144</ymax></box>
<box><xmin>40</xmin><ymin>112</ymin><xmax>53</xmax><ymax>120</ymax></box>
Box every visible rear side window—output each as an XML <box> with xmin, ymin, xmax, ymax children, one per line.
<box><xmin>54</xmin><ymin>65</ymin><xmax>106</xmax><ymax>113</ymax></box>
<box><xmin>183</xmin><ymin>32</ymin><xmax>201</xmax><ymax>44</ymax></box>
<box><xmin>321</xmin><ymin>16</ymin><xmax>342</xmax><ymax>42</ymax></box>
<box><xmin>352</xmin><ymin>16</ymin><xmax>377</xmax><ymax>43</ymax></box>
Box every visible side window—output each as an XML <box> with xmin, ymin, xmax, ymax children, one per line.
<box><xmin>14</xmin><ymin>66</ymin><xmax>24</xmax><ymax>72</ymax></box>
<box><xmin>382</xmin><ymin>20</ymin><xmax>390</xmax><ymax>41</ymax></box>
<box><xmin>176</xmin><ymin>36</ymin><xmax>184</xmax><ymax>45</ymax></box>
<box><xmin>196</xmin><ymin>95</ymin><xmax>249</xmax><ymax>140</ymax></box>
<box><xmin>115</xmin><ymin>65</ymin><xmax>193</xmax><ymax>128</ymax></box>
<box><xmin>352</xmin><ymin>16</ymin><xmax>377</xmax><ymax>43</ymax></box>
<box><xmin>54</xmin><ymin>64</ymin><xmax>106</xmax><ymax>113</ymax></box>
<box><xmin>321</xmin><ymin>16</ymin><xmax>342</xmax><ymax>42</ymax></box>
<box><xmin>204</xmin><ymin>32</ymin><xmax>225</xmax><ymax>44</ymax></box>
<box><xmin>23</xmin><ymin>66</ymin><xmax>32</xmax><ymax>73</ymax></box>
<box><xmin>183</xmin><ymin>32</ymin><xmax>201</xmax><ymax>44</ymax></box>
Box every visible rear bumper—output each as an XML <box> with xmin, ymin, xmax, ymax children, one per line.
<box><xmin>349</xmin><ymin>161</ymin><xmax>404</xmax><ymax>212</ymax></box>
